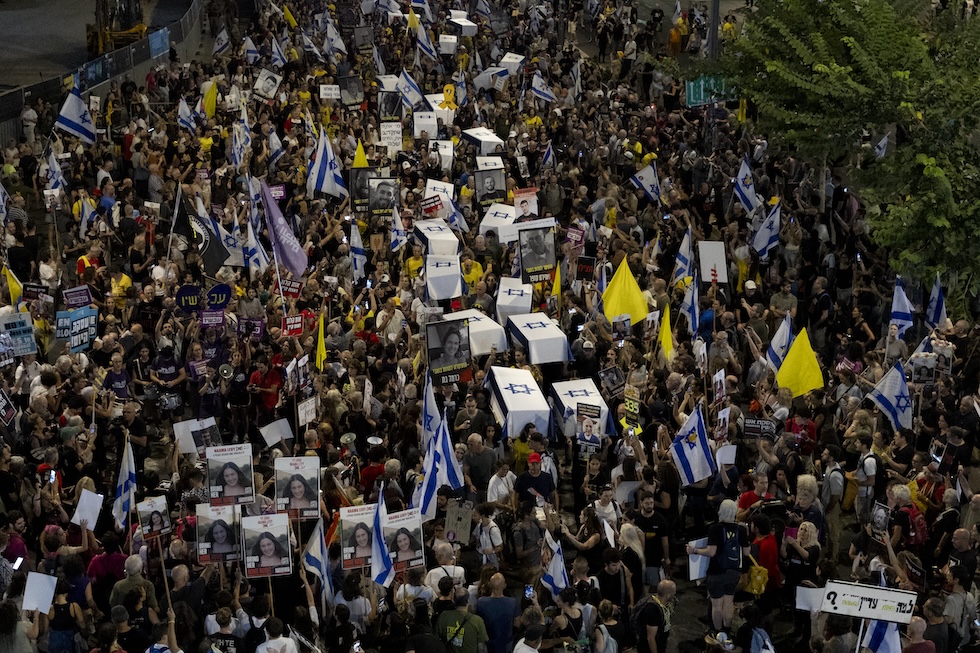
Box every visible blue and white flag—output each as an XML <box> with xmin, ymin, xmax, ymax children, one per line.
<box><xmin>325</xmin><ymin>21</ymin><xmax>347</xmax><ymax>55</ymax></box>
<box><xmin>307</xmin><ymin>129</ymin><xmax>348</xmax><ymax>199</ymax></box>
<box><xmin>421</xmin><ymin>372</ymin><xmax>441</xmax><ymax>449</ymax></box>
<box><xmin>734</xmin><ymin>157</ymin><xmax>761</xmax><ymax>215</ymax></box>
<box><xmin>417</xmin><ymin>26</ymin><xmax>437</xmax><ymax>61</ymax></box>
<box><xmin>571</xmin><ymin>60</ymin><xmax>582</xmax><ymax>99</ymax></box>
<box><xmin>213</xmin><ymin>28</ymin><xmax>231</xmax><ymax>56</ymax></box>
<box><xmin>673</xmin><ymin>0</ymin><xmax>683</xmax><ymax>23</ymax></box>
<box><xmin>541</xmin><ymin>141</ymin><xmax>555</xmax><ymax>169</ymax></box>
<box><xmin>446</xmin><ymin>196</ymin><xmax>468</xmax><ymax>233</ymax></box>
<box><xmin>670</xmin><ymin>406</ymin><xmax>716</xmax><ymax>486</ymax></box>
<box><xmin>373</xmin><ymin>45</ymin><xmax>386</xmax><ymax>75</ymax></box>
<box><xmin>371</xmin><ymin>488</ymin><xmax>396</xmax><ymax>587</ymax></box>
<box><xmin>78</xmin><ymin>198</ymin><xmax>97</xmax><ymax>240</ymax></box>
<box><xmin>0</xmin><ymin>180</ymin><xmax>10</xmax><ymax>224</ymax></box>
<box><xmin>411</xmin><ymin>409</ymin><xmax>465</xmax><ymax>521</ymax></box>
<box><xmin>680</xmin><ymin>271</ymin><xmax>700</xmax><ymax>340</ymax></box>
<box><xmin>244</xmin><ymin>214</ymin><xmax>271</xmax><ymax>275</ymax></box>
<box><xmin>875</xmin><ymin>132</ymin><xmax>890</xmax><ymax>160</ymax></box>
<box><xmin>926</xmin><ymin>272</ymin><xmax>947</xmax><ymax>330</ymax></box>
<box><xmin>391</xmin><ymin>225</ymin><xmax>408</xmax><ymax>252</ymax></box>
<box><xmin>178</xmin><ymin>97</ymin><xmax>195</xmax><ymax>132</ymax></box>
<box><xmin>412</xmin><ymin>0</ymin><xmax>433</xmax><ymax>21</ymax></box>
<box><xmin>271</xmin><ymin>38</ymin><xmax>288</xmax><ymax>68</ymax></box>
<box><xmin>268</xmin><ymin>128</ymin><xmax>286</xmax><ymax>170</ymax></box>
<box><xmin>397</xmin><ymin>69</ymin><xmax>425</xmax><ymax>109</ymax></box>
<box><xmin>671</xmin><ymin>227</ymin><xmax>693</xmax><ymax>287</ymax></box>
<box><xmin>349</xmin><ymin>221</ymin><xmax>367</xmax><ymax>284</ymax></box>
<box><xmin>541</xmin><ymin>530</ymin><xmax>569</xmax><ymax>598</ymax></box>
<box><xmin>243</xmin><ymin>36</ymin><xmax>261</xmax><ymax>64</ymax></box>
<box><xmin>862</xmin><ymin>618</ymin><xmax>902</xmax><ymax>653</ymax></box>
<box><xmin>868</xmin><ymin>362</ymin><xmax>913</xmax><ymax>431</ymax></box>
<box><xmin>890</xmin><ymin>276</ymin><xmax>914</xmax><ymax>338</ymax></box>
<box><xmin>753</xmin><ymin>201</ymin><xmax>781</xmax><ymax>259</ymax></box>
<box><xmin>530</xmin><ymin>71</ymin><xmax>557</xmax><ymax>103</ymax></box>
<box><xmin>112</xmin><ymin>438</ymin><xmax>137</xmax><ymax>529</ymax></box>
<box><xmin>303</xmin><ymin>518</ymin><xmax>334</xmax><ymax>610</ymax></box>
<box><xmin>475</xmin><ymin>0</ymin><xmax>492</xmax><ymax>18</ymax></box>
<box><xmin>55</xmin><ymin>86</ymin><xmax>96</xmax><ymax>145</ymax></box>
<box><xmin>455</xmin><ymin>74</ymin><xmax>467</xmax><ymax>107</ymax></box>
<box><xmin>230</xmin><ymin>104</ymin><xmax>252</xmax><ymax>171</ymax></box>
<box><xmin>630</xmin><ymin>162</ymin><xmax>662</xmax><ymax>205</ymax></box>
<box><xmin>302</xmin><ymin>33</ymin><xmax>325</xmax><ymax>62</ymax></box>
<box><xmin>46</xmin><ymin>151</ymin><xmax>67</xmax><ymax>190</ymax></box>
<box><xmin>766</xmin><ymin>312</ymin><xmax>795</xmax><ymax>373</ymax></box>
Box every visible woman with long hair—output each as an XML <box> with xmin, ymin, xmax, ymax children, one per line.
<box><xmin>205</xmin><ymin>519</ymin><xmax>237</xmax><ymax>555</ymax></box>
<box><xmin>389</xmin><ymin>527</ymin><xmax>423</xmax><ymax>564</ymax></box>
<box><xmin>251</xmin><ymin>532</ymin><xmax>288</xmax><ymax>567</ymax></box>
<box><xmin>347</xmin><ymin>522</ymin><xmax>372</xmax><ymax>559</ymax></box>
<box><xmin>0</xmin><ymin>599</ymin><xmax>38</xmax><ymax>651</ymax></box>
<box><xmin>281</xmin><ymin>474</ymin><xmax>318</xmax><ymax>510</ymax></box>
<box><xmin>781</xmin><ymin>520</ymin><xmax>821</xmax><ymax>642</ymax></box>
<box><xmin>217</xmin><ymin>461</ymin><xmax>252</xmax><ymax>498</ymax></box>
<box><xmin>561</xmin><ymin>507</ymin><xmax>607</xmax><ymax>574</ymax></box>
<box><xmin>619</xmin><ymin>523</ymin><xmax>646</xmax><ymax>602</ymax></box>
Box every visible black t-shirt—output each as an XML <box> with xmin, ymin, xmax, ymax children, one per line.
<box><xmin>637</xmin><ymin>599</ymin><xmax>668</xmax><ymax>653</ymax></box>
<box><xmin>210</xmin><ymin>632</ymin><xmax>244</xmax><ymax>653</ymax></box>
<box><xmin>514</xmin><ymin>471</ymin><xmax>556</xmax><ymax>505</ymax></box>
<box><xmin>706</xmin><ymin>522</ymin><xmax>748</xmax><ymax>575</ymax></box>
<box><xmin>117</xmin><ymin>626</ymin><xmax>151</xmax><ymax>653</ymax></box>
<box><xmin>633</xmin><ymin>510</ymin><xmax>669</xmax><ymax>566</ymax></box>
<box><xmin>405</xmin><ymin>632</ymin><xmax>449</xmax><ymax>653</ymax></box>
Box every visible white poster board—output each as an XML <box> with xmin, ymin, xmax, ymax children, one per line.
<box><xmin>697</xmin><ymin>240</ymin><xmax>730</xmax><ymax>284</ymax></box>
<box><xmin>820</xmin><ymin>580</ymin><xmax>916</xmax><ymax>624</ymax></box>
<box><xmin>70</xmin><ymin>489</ymin><xmax>103</xmax><ymax>530</ymax></box>
<box><xmin>688</xmin><ymin>537</ymin><xmax>710</xmax><ymax>581</ymax></box>
<box><xmin>24</xmin><ymin>572</ymin><xmax>58</xmax><ymax>613</ymax></box>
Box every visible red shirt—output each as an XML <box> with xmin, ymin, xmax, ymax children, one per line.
<box><xmin>77</xmin><ymin>255</ymin><xmax>99</xmax><ymax>276</ymax></box>
<box><xmin>360</xmin><ymin>462</ymin><xmax>385</xmax><ymax>496</ymax></box>
<box><xmin>753</xmin><ymin>533</ymin><xmax>781</xmax><ymax>591</ymax></box>
<box><xmin>249</xmin><ymin>368</ymin><xmax>281</xmax><ymax>411</ymax></box>
<box><xmin>737</xmin><ymin>490</ymin><xmax>771</xmax><ymax>511</ymax></box>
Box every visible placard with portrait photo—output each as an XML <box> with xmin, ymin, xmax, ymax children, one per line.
<box><xmin>384</xmin><ymin>508</ymin><xmax>425</xmax><ymax>572</ymax></box>
<box><xmin>253</xmin><ymin>69</ymin><xmax>283</xmax><ymax>103</ymax></box>
<box><xmin>519</xmin><ymin>226</ymin><xmax>556</xmax><ymax>284</ymax></box>
<box><xmin>426</xmin><ymin>318</ymin><xmax>472</xmax><ymax>385</ymax></box>
<box><xmin>368</xmin><ymin>177</ymin><xmax>398</xmax><ymax>218</ymax></box>
<box><xmin>196</xmin><ymin>504</ymin><xmax>241</xmax><ymax>563</ymax></box>
<box><xmin>349</xmin><ymin>167</ymin><xmax>379</xmax><ymax>215</ymax></box>
<box><xmin>207</xmin><ymin>444</ymin><xmax>255</xmax><ymax>507</ymax></box>
<box><xmin>275</xmin><ymin>457</ymin><xmax>321</xmax><ymax>519</ymax></box>
<box><xmin>340</xmin><ymin>504</ymin><xmax>376</xmax><ymax>569</ymax></box>
<box><xmin>513</xmin><ymin>187</ymin><xmax>539</xmax><ymax>222</ymax></box>
<box><xmin>378</xmin><ymin>91</ymin><xmax>402</xmax><ymax>121</ymax></box>
<box><xmin>137</xmin><ymin>496</ymin><xmax>172</xmax><ymax>540</ymax></box>
<box><xmin>475</xmin><ymin>169</ymin><xmax>506</xmax><ymax>207</ymax></box>
<box><xmin>242</xmin><ymin>513</ymin><xmax>292</xmax><ymax>578</ymax></box>
<box><xmin>340</xmin><ymin>76</ymin><xmax>365</xmax><ymax>106</ymax></box>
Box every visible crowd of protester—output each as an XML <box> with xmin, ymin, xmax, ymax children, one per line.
<box><xmin>2</xmin><ymin>0</ymin><xmax>980</xmax><ymax>652</ymax></box>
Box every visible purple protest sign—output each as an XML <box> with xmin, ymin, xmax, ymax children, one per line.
<box><xmin>62</xmin><ymin>285</ymin><xmax>93</xmax><ymax>308</ymax></box>
<box><xmin>260</xmin><ymin>180</ymin><xmax>308</xmax><ymax>277</ymax></box>
<box><xmin>238</xmin><ymin>318</ymin><xmax>265</xmax><ymax>341</ymax></box>
<box><xmin>201</xmin><ymin>309</ymin><xmax>225</xmax><ymax>328</ymax></box>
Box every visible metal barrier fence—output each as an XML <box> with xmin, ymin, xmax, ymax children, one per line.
<box><xmin>0</xmin><ymin>0</ymin><xmax>204</xmax><ymax>146</ymax></box>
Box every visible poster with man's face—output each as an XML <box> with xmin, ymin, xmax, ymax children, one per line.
<box><xmin>379</xmin><ymin>91</ymin><xmax>403</xmax><ymax>121</ymax></box>
<box><xmin>351</xmin><ymin>167</ymin><xmax>379</xmax><ymax>214</ymax></box>
<box><xmin>340</xmin><ymin>76</ymin><xmax>365</xmax><ymax>106</ymax></box>
<box><xmin>514</xmin><ymin>187</ymin><xmax>539</xmax><ymax>221</ymax></box>
<box><xmin>242</xmin><ymin>513</ymin><xmax>292</xmax><ymax>578</ymax></box>
<box><xmin>426</xmin><ymin>318</ymin><xmax>473</xmax><ymax>385</ymax></box>
<box><xmin>197</xmin><ymin>504</ymin><xmax>242</xmax><ymax>563</ymax></box>
<box><xmin>274</xmin><ymin>456</ymin><xmax>321</xmax><ymax>519</ymax></box>
<box><xmin>369</xmin><ymin>177</ymin><xmax>398</xmax><ymax>217</ymax></box>
<box><xmin>476</xmin><ymin>169</ymin><xmax>506</xmax><ymax>207</ymax></box>
<box><xmin>253</xmin><ymin>69</ymin><xmax>283</xmax><ymax>103</ymax></box>
<box><xmin>519</xmin><ymin>226</ymin><xmax>556</xmax><ymax>283</ymax></box>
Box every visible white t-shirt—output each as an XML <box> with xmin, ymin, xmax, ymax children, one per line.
<box><xmin>256</xmin><ymin>636</ymin><xmax>299</xmax><ymax>653</ymax></box>
<box><xmin>487</xmin><ymin>471</ymin><xmax>516</xmax><ymax>506</ymax></box>
<box><xmin>424</xmin><ymin>564</ymin><xmax>466</xmax><ymax>594</ymax></box>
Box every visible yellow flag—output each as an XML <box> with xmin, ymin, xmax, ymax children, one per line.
<box><xmin>353</xmin><ymin>140</ymin><xmax>369</xmax><ymax>168</ymax></box>
<box><xmin>407</xmin><ymin>7</ymin><xmax>420</xmax><ymax>29</ymax></box>
<box><xmin>203</xmin><ymin>81</ymin><xmax>218</xmax><ymax>119</ymax></box>
<box><xmin>316</xmin><ymin>312</ymin><xmax>328</xmax><ymax>371</ymax></box>
<box><xmin>3</xmin><ymin>266</ymin><xmax>22</xmax><ymax>306</ymax></box>
<box><xmin>553</xmin><ymin>263</ymin><xmax>561</xmax><ymax>310</ymax></box>
<box><xmin>658</xmin><ymin>305</ymin><xmax>673</xmax><ymax>362</ymax></box>
<box><xmin>775</xmin><ymin>328</ymin><xmax>825</xmax><ymax>397</ymax></box>
<box><xmin>737</xmin><ymin>98</ymin><xmax>748</xmax><ymax>123</ymax></box>
<box><xmin>284</xmin><ymin>4</ymin><xmax>298</xmax><ymax>28</ymax></box>
<box><xmin>602</xmin><ymin>260</ymin><xmax>649</xmax><ymax>324</ymax></box>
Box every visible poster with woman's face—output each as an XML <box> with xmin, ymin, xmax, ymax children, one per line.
<box><xmin>137</xmin><ymin>496</ymin><xmax>172</xmax><ymax>540</ymax></box>
<box><xmin>196</xmin><ymin>504</ymin><xmax>241</xmax><ymax>563</ymax></box>
<box><xmin>242</xmin><ymin>513</ymin><xmax>292</xmax><ymax>578</ymax></box>
<box><xmin>426</xmin><ymin>318</ymin><xmax>472</xmax><ymax>385</ymax></box>
<box><xmin>340</xmin><ymin>504</ymin><xmax>376</xmax><ymax>569</ymax></box>
<box><xmin>207</xmin><ymin>444</ymin><xmax>255</xmax><ymax>507</ymax></box>
<box><xmin>275</xmin><ymin>457</ymin><xmax>320</xmax><ymax>519</ymax></box>
<box><xmin>385</xmin><ymin>508</ymin><xmax>424</xmax><ymax>572</ymax></box>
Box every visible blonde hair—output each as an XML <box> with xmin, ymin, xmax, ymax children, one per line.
<box><xmin>796</xmin><ymin>475</ymin><xmax>819</xmax><ymax>503</ymax></box>
<box><xmin>619</xmin><ymin>523</ymin><xmax>645</xmax><ymax>567</ymax></box>
<box><xmin>73</xmin><ymin>476</ymin><xmax>96</xmax><ymax>503</ymax></box>
<box><xmin>798</xmin><ymin>521</ymin><xmax>819</xmax><ymax>547</ymax></box>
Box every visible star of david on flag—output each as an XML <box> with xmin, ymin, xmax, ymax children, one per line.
<box><xmin>504</xmin><ymin>383</ymin><xmax>533</xmax><ymax>395</ymax></box>
<box><xmin>868</xmin><ymin>361</ymin><xmax>913</xmax><ymax>431</ymax></box>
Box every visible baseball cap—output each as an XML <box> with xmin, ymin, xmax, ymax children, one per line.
<box><xmin>528</xmin><ymin>452</ymin><xmax>542</xmax><ymax>464</ymax></box>
<box><xmin>583</xmin><ymin>340</ymin><xmax>595</xmax><ymax>350</ymax></box>
<box><xmin>745</xmin><ymin>280</ymin><xmax>757</xmax><ymax>290</ymax></box>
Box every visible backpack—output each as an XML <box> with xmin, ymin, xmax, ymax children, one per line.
<box><xmin>595</xmin><ymin>623</ymin><xmax>620</xmax><ymax>653</ymax></box>
<box><xmin>744</xmin><ymin>555</ymin><xmax>769</xmax><ymax>596</ymax></box>
<box><xmin>242</xmin><ymin>615</ymin><xmax>267</xmax><ymax>653</ymax></box>
<box><xmin>901</xmin><ymin>505</ymin><xmax>928</xmax><ymax>548</ymax></box>
<box><xmin>629</xmin><ymin>593</ymin><xmax>656</xmax><ymax>639</ymax></box>
<box><xmin>868</xmin><ymin>454</ymin><xmax>889</xmax><ymax>501</ymax></box>
<box><xmin>751</xmin><ymin>628</ymin><xmax>776</xmax><ymax>653</ymax></box>
<box><xmin>719</xmin><ymin>525</ymin><xmax>743</xmax><ymax>571</ymax></box>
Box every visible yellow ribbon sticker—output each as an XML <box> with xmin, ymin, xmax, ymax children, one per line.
<box><xmin>439</xmin><ymin>83</ymin><xmax>458</xmax><ymax>110</ymax></box>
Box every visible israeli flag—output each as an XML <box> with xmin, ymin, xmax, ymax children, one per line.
<box><xmin>455</xmin><ymin>74</ymin><xmax>467</xmax><ymax>107</ymax></box>
<box><xmin>541</xmin><ymin>530</ymin><xmax>569</xmax><ymax>598</ymax></box>
<box><xmin>307</xmin><ymin>129</ymin><xmax>348</xmax><ymax>199</ymax></box>
<box><xmin>630</xmin><ymin>162</ymin><xmax>663</xmax><ymax>205</ymax></box>
<box><xmin>734</xmin><ymin>157</ymin><xmax>761</xmax><ymax>215</ymax></box>
<box><xmin>46</xmin><ymin>151</ymin><xmax>67</xmax><ymax>190</ymax></box>
<box><xmin>571</xmin><ymin>60</ymin><xmax>582</xmax><ymax>99</ymax></box>
<box><xmin>475</xmin><ymin>0</ymin><xmax>492</xmax><ymax>18</ymax></box>
<box><xmin>926</xmin><ymin>272</ymin><xmax>947</xmax><ymax>330</ymax></box>
<box><xmin>412</xmin><ymin>0</ymin><xmax>433</xmax><ymax>22</ymax></box>
<box><xmin>890</xmin><ymin>276</ymin><xmax>914</xmax><ymax>338</ymax></box>
<box><xmin>244</xmin><ymin>215</ymin><xmax>271</xmax><ymax>275</ymax></box>
<box><xmin>213</xmin><ymin>28</ymin><xmax>231</xmax><ymax>56</ymax></box>
<box><xmin>371</xmin><ymin>487</ymin><xmax>396</xmax><ymax>587</ymax></box>
<box><xmin>417</xmin><ymin>26</ymin><xmax>437</xmax><ymax>61</ymax></box>
<box><xmin>862</xmin><ymin>617</ymin><xmax>902</xmax><ymax>653</ymax></box>
<box><xmin>112</xmin><ymin>438</ymin><xmax>137</xmax><ymax>529</ymax></box>
<box><xmin>302</xmin><ymin>33</ymin><xmax>325</xmax><ymax>62</ymax></box>
<box><xmin>243</xmin><ymin>36</ymin><xmax>260</xmax><ymax>64</ymax></box>
<box><xmin>673</xmin><ymin>0</ymin><xmax>683</xmax><ymax>23</ymax></box>
<box><xmin>752</xmin><ymin>201</ymin><xmax>781</xmax><ymax>259</ymax></box>
<box><xmin>303</xmin><ymin>518</ymin><xmax>334</xmax><ymax>609</ymax></box>
<box><xmin>349</xmin><ymin>221</ymin><xmax>367</xmax><ymax>284</ymax></box>
<box><xmin>680</xmin><ymin>270</ymin><xmax>700</xmax><ymax>340</ymax></box>
<box><xmin>268</xmin><ymin>129</ymin><xmax>286</xmax><ymax>170</ymax></box>
<box><xmin>671</xmin><ymin>227</ymin><xmax>693</xmax><ymax>287</ymax></box>
<box><xmin>373</xmin><ymin>45</ymin><xmax>386</xmax><ymax>75</ymax></box>
<box><xmin>55</xmin><ymin>85</ymin><xmax>97</xmax><ymax>145</ymax></box>
<box><xmin>541</xmin><ymin>141</ymin><xmax>555</xmax><ymax>169</ymax></box>
<box><xmin>79</xmin><ymin>198</ymin><xmax>97</xmax><ymax>240</ymax></box>
<box><xmin>325</xmin><ymin>21</ymin><xmax>347</xmax><ymax>55</ymax></box>
<box><xmin>396</xmin><ymin>69</ymin><xmax>426</xmax><ymax>109</ymax></box>
<box><xmin>391</xmin><ymin>226</ymin><xmax>408</xmax><ymax>252</ymax></box>
<box><xmin>271</xmin><ymin>38</ymin><xmax>287</xmax><ymax>68</ymax></box>
<box><xmin>875</xmin><ymin>132</ymin><xmax>889</xmax><ymax>160</ymax></box>
<box><xmin>868</xmin><ymin>362</ymin><xmax>913</xmax><ymax>431</ymax></box>
<box><xmin>0</xmin><ymin>180</ymin><xmax>10</xmax><ymax>224</ymax></box>
<box><xmin>230</xmin><ymin>104</ymin><xmax>252</xmax><ymax>171</ymax></box>
<box><xmin>670</xmin><ymin>406</ymin><xmax>716</xmax><ymax>486</ymax></box>
<box><xmin>766</xmin><ymin>312</ymin><xmax>795</xmax><ymax>373</ymax></box>
<box><xmin>421</xmin><ymin>372</ymin><xmax>441</xmax><ymax>449</ymax></box>
<box><xmin>177</xmin><ymin>97</ymin><xmax>195</xmax><ymax>132</ymax></box>
<box><xmin>411</xmin><ymin>410</ymin><xmax>465</xmax><ymax>521</ymax></box>
<box><xmin>531</xmin><ymin>71</ymin><xmax>557</xmax><ymax>103</ymax></box>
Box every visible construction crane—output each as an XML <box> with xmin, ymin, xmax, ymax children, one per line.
<box><xmin>87</xmin><ymin>0</ymin><xmax>148</xmax><ymax>57</ymax></box>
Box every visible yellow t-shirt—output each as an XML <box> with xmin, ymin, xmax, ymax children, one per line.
<box><xmin>73</xmin><ymin>198</ymin><xmax>96</xmax><ymax>220</ymax></box>
<box><xmin>199</xmin><ymin>136</ymin><xmax>214</xmax><ymax>154</ymax></box>
<box><xmin>405</xmin><ymin>255</ymin><xmax>424</xmax><ymax>279</ymax></box>
<box><xmin>462</xmin><ymin>261</ymin><xmax>484</xmax><ymax>292</ymax></box>
<box><xmin>111</xmin><ymin>274</ymin><xmax>132</xmax><ymax>310</ymax></box>
<box><xmin>460</xmin><ymin>185</ymin><xmax>476</xmax><ymax>206</ymax></box>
